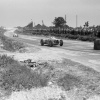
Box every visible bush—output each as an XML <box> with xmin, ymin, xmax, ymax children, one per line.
<box><xmin>65</xmin><ymin>34</ymin><xmax>78</xmax><ymax>40</ymax></box>
<box><xmin>0</xmin><ymin>35</ymin><xmax>25</xmax><ymax>52</ymax></box>
<box><xmin>0</xmin><ymin>55</ymin><xmax>50</xmax><ymax>93</ymax></box>
<box><xmin>0</xmin><ymin>55</ymin><xmax>16</xmax><ymax>68</ymax></box>
<box><xmin>88</xmin><ymin>36</ymin><xmax>96</xmax><ymax>42</ymax></box>
<box><xmin>0</xmin><ymin>27</ymin><xmax>6</xmax><ymax>35</ymax></box>
<box><xmin>78</xmin><ymin>36</ymin><xmax>88</xmax><ymax>41</ymax></box>
<box><xmin>15</xmin><ymin>28</ymin><xmax>99</xmax><ymax>43</ymax></box>
<box><xmin>57</xmin><ymin>74</ymin><xmax>81</xmax><ymax>91</ymax></box>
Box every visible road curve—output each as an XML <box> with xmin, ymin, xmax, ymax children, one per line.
<box><xmin>4</xmin><ymin>29</ymin><xmax>100</xmax><ymax>72</ymax></box>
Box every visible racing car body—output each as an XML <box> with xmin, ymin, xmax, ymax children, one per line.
<box><xmin>40</xmin><ymin>37</ymin><xmax>63</xmax><ymax>47</ymax></box>
<box><xmin>13</xmin><ymin>33</ymin><xmax>18</xmax><ymax>37</ymax></box>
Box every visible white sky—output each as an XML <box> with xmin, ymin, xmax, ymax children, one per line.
<box><xmin>0</xmin><ymin>0</ymin><xmax>100</xmax><ymax>27</ymax></box>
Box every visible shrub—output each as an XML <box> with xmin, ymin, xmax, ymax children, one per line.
<box><xmin>88</xmin><ymin>36</ymin><xmax>96</xmax><ymax>42</ymax></box>
<box><xmin>57</xmin><ymin>74</ymin><xmax>82</xmax><ymax>91</ymax></box>
<box><xmin>67</xmin><ymin>34</ymin><xmax>79</xmax><ymax>40</ymax></box>
<box><xmin>0</xmin><ymin>55</ymin><xmax>16</xmax><ymax>68</ymax></box>
<box><xmin>12</xmin><ymin>41</ymin><xmax>25</xmax><ymax>50</ymax></box>
<box><xmin>0</xmin><ymin>55</ymin><xmax>50</xmax><ymax>93</ymax></box>
<box><xmin>78</xmin><ymin>36</ymin><xmax>88</xmax><ymax>41</ymax></box>
<box><xmin>0</xmin><ymin>35</ymin><xmax>25</xmax><ymax>52</ymax></box>
<box><xmin>17</xmin><ymin>28</ymin><xmax>99</xmax><ymax>43</ymax></box>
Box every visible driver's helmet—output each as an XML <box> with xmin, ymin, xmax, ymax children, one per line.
<box><xmin>51</xmin><ymin>36</ymin><xmax>56</xmax><ymax>39</ymax></box>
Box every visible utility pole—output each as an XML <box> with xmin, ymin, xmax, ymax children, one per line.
<box><xmin>34</xmin><ymin>22</ymin><xmax>35</xmax><ymax>27</ymax></box>
<box><xmin>76</xmin><ymin>15</ymin><xmax>78</xmax><ymax>28</ymax></box>
<box><xmin>42</xmin><ymin>20</ymin><xmax>44</xmax><ymax>25</ymax></box>
<box><xmin>65</xmin><ymin>15</ymin><xmax>67</xmax><ymax>25</ymax></box>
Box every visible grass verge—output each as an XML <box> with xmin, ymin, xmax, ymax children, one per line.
<box><xmin>0</xmin><ymin>55</ymin><xmax>50</xmax><ymax>96</ymax></box>
<box><xmin>0</xmin><ymin>29</ymin><xmax>25</xmax><ymax>52</ymax></box>
<box><xmin>52</xmin><ymin>59</ymin><xmax>100</xmax><ymax>99</ymax></box>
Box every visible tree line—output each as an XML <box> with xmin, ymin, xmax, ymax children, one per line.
<box><xmin>22</xmin><ymin>16</ymin><xmax>100</xmax><ymax>41</ymax></box>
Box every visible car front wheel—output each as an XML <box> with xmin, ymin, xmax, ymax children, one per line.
<box><xmin>49</xmin><ymin>41</ymin><xmax>53</xmax><ymax>47</ymax></box>
<box><xmin>60</xmin><ymin>40</ymin><xmax>63</xmax><ymax>46</ymax></box>
<box><xmin>40</xmin><ymin>39</ymin><xmax>44</xmax><ymax>46</ymax></box>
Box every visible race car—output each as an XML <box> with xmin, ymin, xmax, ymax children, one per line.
<box><xmin>40</xmin><ymin>36</ymin><xmax>63</xmax><ymax>47</ymax></box>
<box><xmin>13</xmin><ymin>33</ymin><xmax>18</xmax><ymax>37</ymax></box>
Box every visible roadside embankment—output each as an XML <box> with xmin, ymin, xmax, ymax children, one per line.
<box><xmin>0</xmin><ymin>55</ymin><xmax>100</xmax><ymax>100</ymax></box>
<box><xmin>1</xmin><ymin>28</ymin><xmax>100</xmax><ymax>100</ymax></box>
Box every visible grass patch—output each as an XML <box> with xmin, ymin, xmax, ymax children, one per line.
<box><xmin>0</xmin><ymin>55</ymin><xmax>51</xmax><ymax>95</ymax></box>
<box><xmin>0</xmin><ymin>34</ymin><xmax>25</xmax><ymax>52</ymax></box>
<box><xmin>51</xmin><ymin>59</ymin><xmax>100</xmax><ymax>99</ymax></box>
<box><xmin>0</xmin><ymin>55</ymin><xmax>100</xmax><ymax>99</ymax></box>
<box><xmin>57</xmin><ymin>74</ymin><xmax>82</xmax><ymax>91</ymax></box>
<box><xmin>0</xmin><ymin>27</ymin><xmax>25</xmax><ymax>52</ymax></box>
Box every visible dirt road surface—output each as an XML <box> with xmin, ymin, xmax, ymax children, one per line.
<box><xmin>4</xmin><ymin>28</ymin><xmax>100</xmax><ymax>72</ymax></box>
<box><xmin>1</xmin><ymin>28</ymin><xmax>100</xmax><ymax>100</ymax></box>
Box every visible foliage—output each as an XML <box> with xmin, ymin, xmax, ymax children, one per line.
<box><xmin>53</xmin><ymin>17</ymin><xmax>66</xmax><ymax>28</ymax></box>
<box><xmin>0</xmin><ymin>27</ymin><xmax>6</xmax><ymax>34</ymax></box>
<box><xmin>0</xmin><ymin>35</ymin><xmax>25</xmax><ymax>52</ymax></box>
<box><xmin>0</xmin><ymin>27</ymin><xmax>25</xmax><ymax>52</ymax></box>
<box><xmin>57</xmin><ymin>74</ymin><xmax>81</xmax><ymax>91</ymax></box>
<box><xmin>0</xmin><ymin>55</ymin><xmax>50</xmax><ymax>93</ymax></box>
<box><xmin>17</xmin><ymin>23</ymin><xmax>99</xmax><ymax>42</ymax></box>
<box><xmin>66</xmin><ymin>34</ymin><xmax>79</xmax><ymax>39</ymax></box>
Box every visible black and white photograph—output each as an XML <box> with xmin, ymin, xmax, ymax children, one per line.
<box><xmin>0</xmin><ymin>0</ymin><xmax>100</xmax><ymax>100</ymax></box>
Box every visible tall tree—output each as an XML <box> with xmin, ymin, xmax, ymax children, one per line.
<box><xmin>53</xmin><ymin>17</ymin><xmax>66</xmax><ymax>28</ymax></box>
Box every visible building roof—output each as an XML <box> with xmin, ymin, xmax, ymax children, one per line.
<box><xmin>33</xmin><ymin>24</ymin><xmax>49</xmax><ymax>30</ymax></box>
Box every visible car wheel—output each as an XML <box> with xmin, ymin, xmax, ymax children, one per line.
<box><xmin>49</xmin><ymin>41</ymin><xmax>53</xmax><ymax>47</ymax></box>
<box><xmin>40</xmin><ymin>39</ymin><xmax>44</xmax><ymax>46</ymax></box>
<box><xmin>60</xmin><ymin>40</ymin><xmax>63</xmax><ymax>46</ymax></box>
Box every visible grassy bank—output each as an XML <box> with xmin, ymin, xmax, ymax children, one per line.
<box><xmin>0</xmin><ymin>55</ymin><xmax>50</xmax><ymax>96</ymax></box>
<box><xmin>0</xmin><ymin>29</ymin><xmax>25</xmax><ymax>52</ymax></box>
<box><xmin>0</xmin><ymin>36</ymin><xmax>25</xmax><ymax>52</ymax></box>
<box><xmin>0</xmin><ymin>55</ymin><xmax>100</xmax><ymax>99</ymax></box>
<box><xmin>53</xmin><ymin>59</ymin><xmax>100</xmax><ymax>99</ymax></box>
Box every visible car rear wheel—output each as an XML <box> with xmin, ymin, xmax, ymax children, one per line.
<box><xmin>60</xmin><ymin>40</ymin><xmax>63</xmax><ymax>46</ymax></box>
<box><xmin>49</xmin><ymin>41</ymin><xmax>53</xmax><ymax>47</ymax></box>
<box><xmin>40</xmin><ymin>39</ymin><xmax>44</xmax><ymax>46</ymax></box>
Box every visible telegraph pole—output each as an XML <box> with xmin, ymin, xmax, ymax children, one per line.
<box><xmin>34</xmin><ymin>22</ymin><xmax>35</xmax><ymax>27</ymax></box>
<box><xmin>65</xmin><ymin>15</ymin><xmax>67</xmax><ymax>25</ymax></box>
<box><xmin>76</xmin><ymin>15</ymin><xmax>78</xmax><ymax>28</ymax></box>
<box><xmin>42</xmin><ymin>20</ymin><xmax>44</xmax><ymax>25</ymax></box>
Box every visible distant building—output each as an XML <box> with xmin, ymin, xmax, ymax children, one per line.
<box><xmin>33</xmin><ymin>24</ymin><xmax>49</xmax><ymax>30</ymax></box>
<box><xmin>22</xmin><ymin>21</ymin><xmax>50</xmax><ymax>33</ymax></box>
<box><xmin>22</xmin><ymin>21</ymin><xmax>33</xmax><ymax>33</ymax></box>
<box><xmin>24</xmin><ymin>21</ymin><xmax>33</xmax><ymax>29</ymax></box>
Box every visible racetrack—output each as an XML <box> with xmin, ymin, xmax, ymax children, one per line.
<box><xmin>2</xmin><ymin>28</ymin><xmax>100</xmax><ymax>100</ymax></box>
<box><xmin>4</xmin><ymin>29</ymin><xmax>100</xmax><ymax>72</ymax></box>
